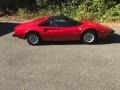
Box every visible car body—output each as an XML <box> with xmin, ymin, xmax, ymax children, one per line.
<box><xmin>13</xmin><ymin>16</ymin><xmax>114</xmax><ymax>45</ymax></box>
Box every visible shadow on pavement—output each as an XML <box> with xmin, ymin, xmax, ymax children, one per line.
<box><xmin>96</xmin><ymin>33</ymin><xmax>120</xmax><ymax>45</ymax></box>
<box><xmin>0</xmin><ymin>22</ymin><xmax>19</xmax><ymax>37</ymax></box>
<box><xmin>41</xmin><ymin>33</ymin><xmax>120</xmax><ymax>45</ymax></box>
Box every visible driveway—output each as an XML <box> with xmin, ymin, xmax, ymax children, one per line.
<box><xmin>0</xmin><ymin>22</ymin><xmax>120</xmax><ymax>90</ymax></box>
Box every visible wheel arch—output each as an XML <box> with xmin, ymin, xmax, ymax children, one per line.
<box><xmin>81</xmin><ymin>28</ymin><xmax>98</xmax><ymax>38</ymax></box>
<box><xmin>25</xmin><ymin>30</ymin><xmax>42</xmax><ymax>40</ymax></box>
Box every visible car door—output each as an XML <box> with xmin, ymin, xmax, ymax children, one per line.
<box><xmin>50</xmin><ymin>18</ymin><xmax>81</xmax><ymax>41</ymax></box>
<box><xmin>38</xmin><ymin>19</ymin><xmax>67</xmax><ymax>41</ymax></box>
<box><xmin>62</xmin><ymin>26</ymin><xmax>81</xmax><ymax>41</ymax></box>
<box><xmin>39</xmin><ymin>17</ymin><xmax>81</xmax><ymax>41</ymax></box>
<box><xmin>41</xmin><ymin>26</ymin><xmax>67</xmax><ymax>41</ymax></box>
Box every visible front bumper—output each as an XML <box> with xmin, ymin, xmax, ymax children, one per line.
<box><xmin>111</xmin><ymin>30</ymin><xmax>115</xmax><ymax>33</ymax></box>
<box><xmin>99</xmin><ymin>30</ymin><xmax>115</xmax><ymax>39</ymax></box>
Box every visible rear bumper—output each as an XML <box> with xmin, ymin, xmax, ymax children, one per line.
<box><xmin>12</xmin><ymin>33</ymin><xmax>25</xmax><ymax>39</ymax></box>
<box><xmin>13</xmin><ymin>33</ymin><xmax>16</xmax><ymax>37</ymax></box>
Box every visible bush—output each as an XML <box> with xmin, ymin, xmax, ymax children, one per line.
<box><xmin>17</xmin><ymin>8</ymin><xmax>36</xmax><ymax>19</ymax></box>
<box><xmin>15</xmin><ymin>0</ymin><xmax>120</xmax><ymax>22</ymax></box>
<box><xmin>101</xmin><ymin>4</ymin><xmax>120</xmax><ymax>22</ymax></box>
<box><xmin>74</xmin><ymin>0</ymin><xmax>117</xmax><ymax>21</ymax></box>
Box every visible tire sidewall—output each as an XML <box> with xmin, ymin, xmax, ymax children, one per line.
<box><xmin>27</xmin><ymin>32</ymin><xmax>41</xmax><ymax>45</ymax></box>
<box><xmin>81</xmin><ymin>31</ymin><xmax>97</xmax><ymax>44</ymax></box>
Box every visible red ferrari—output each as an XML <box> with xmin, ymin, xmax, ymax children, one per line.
<box><xmin>13</xmin><ymin>16</ymin><xmax>114</xmax><ymax>45</ymax></box>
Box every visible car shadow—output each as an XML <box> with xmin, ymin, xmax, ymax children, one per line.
<box><xmin>41</xmin><ymin>33</ymin><xmax>120</xmax><ymax>45</ymax></box>
<box><xmin>42</xmin><ymin>41</ymin><xmax>81</xmax><ymax>45</ymax></box>
<box><xmin>96</xmin><ymin>33</ymin><xmax>120</xmax><ymax>45</ymax></box>
<box><xmin>0</xmin><ymin>22</ymin><xmax>19</xmax><ymax>37</ymax></box>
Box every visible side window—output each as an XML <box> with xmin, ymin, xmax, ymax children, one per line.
<box><xmin>39</xmin><ymin>17</ymin><xmax>81</xmax><ymax>27</ymax></box>
<box><xmin>39</xmin><ymin>20</ymin><xmax>54</xmax><ymax>26</ymax></box>
<box><xmin>53</xmin><ymin>19</ymin><xmax>72</xmax><ymax>27</ymax></box>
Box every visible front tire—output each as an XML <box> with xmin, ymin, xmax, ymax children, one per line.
<box><xmin>27</xmin><ymin>32</ymin><xmax>41</xmax><ymax>46</ymax></box>
<box><xmin>81</xmin><ymin>30</ymin><xmax>97</xmax><ymax>44</ymax></box>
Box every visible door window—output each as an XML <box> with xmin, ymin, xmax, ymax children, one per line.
<box><xmin>39</xmin><ymin>17</ymin><xmax>82</xmax><ymax>27</ymax></box>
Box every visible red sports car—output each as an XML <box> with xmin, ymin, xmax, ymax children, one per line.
<box><xmin>13</xmin><ymin>16</ymin><xmax>114</xmax><ymax>45</ymax></box>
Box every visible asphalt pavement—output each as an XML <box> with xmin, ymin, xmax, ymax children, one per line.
<box><xmin>0</xmin><ymin>22</ymin><xmax>120</xmax><ymax>90</ymax></box>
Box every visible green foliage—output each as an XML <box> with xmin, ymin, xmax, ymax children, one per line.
<box><xmin>74</xmin><ymin>0</ymin><xmax>117</xmax><ymax>21</ymax></box>
<box><xmin>101</xmin><ymin>4</ymin><xmax>120</xmax><ymax>22</ymax></box>
<box><xmin>34</xmin><ymin>0</ymin><xmax>120</xmax><ymax>22</ymax></box>
<box><xmin>17</xmin><ymin>8</ymin><xmax>36</xmax><ymax>19</ymax></box>
<box><xmin>36</xmin><ymin>0</ymin><xmax>48</xmax><ymax>7</ymax></box>
<box><xmin>37</xmin><ymin>5</ymin><xmax>61</xmax><ymax>17</ymax></box>
<box><xmin>1</xmin><ymin>0</ymin><xmax>120</xmax><ymax>22</ymax></box>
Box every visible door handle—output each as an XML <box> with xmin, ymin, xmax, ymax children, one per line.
<box><xmin>44</xmin><ymin>28</ymin><xmax>49</xmax><ymax>32</ymax></box>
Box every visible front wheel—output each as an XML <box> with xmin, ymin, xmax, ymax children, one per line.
<box><xmin>81</xmin><ymin>31</ymin><xmax>97</xmax><ymax>44</ymax></box>
<box><xmin>27</xmin><ymin>32</ymin><xmax>41</xmax><ymax>45</ymax></box>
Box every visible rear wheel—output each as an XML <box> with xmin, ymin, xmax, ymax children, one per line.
<box><xmin>81</xmin><ymin>30</ymin><xmax>97</xmax><ymax>44</ymax></box>
<box><xmin>27</xmin><ymin>32</ymin><xmax>41</xmax><ymax>45</ymax></box>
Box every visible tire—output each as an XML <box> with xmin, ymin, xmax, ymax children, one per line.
<box><xmin>26</xmin><ymin>32</ymin><xmax>41</xmax><ymax>46</ymax></box>
<box><xmin>81</xmin><ymin>30</ymin><xmax>97</xmax><ymax>44</ymax></box>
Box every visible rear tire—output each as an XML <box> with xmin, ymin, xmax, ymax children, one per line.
<box><xmin>81</xmin><ymin>30</ymin><xmax>97</xmax><ymax>44</ymax></box>
<box><xmin>27</xmin><ymin>32</ymin><xmax>41</xmax><ymax>46</ymax></box>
